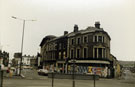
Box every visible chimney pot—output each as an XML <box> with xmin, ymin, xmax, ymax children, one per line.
<box><xmin>64</xmin><ymin>31</ymin><xmax>68</xmax><ymax>35</ymax></box>
<box><xmin>74</xmin><ymin>24</ymin><xmax>79</xmax><ymax>32</ymax></box>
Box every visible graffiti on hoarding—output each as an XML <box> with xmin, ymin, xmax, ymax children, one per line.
<box><xmin>67</xmin><ymin>65</ymin><xmax>108</xmax><ymax>77</ymax></box>
<box><xmin>88</xmin><ymin>66</ymin><xmax>92</xmax><ymax>73</ymax></box>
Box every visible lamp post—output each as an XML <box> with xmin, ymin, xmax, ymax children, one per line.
<box><xmin>72</xmin><ymin>58</ymin><xmax>76</xmax><ymax>87</ymax></box>
<box><xmin>11</xmin><ymin>16</ymin><xmax>36</xmax><ymax>76</ymax></box>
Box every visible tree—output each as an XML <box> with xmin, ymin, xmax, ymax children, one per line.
<box><xmin>1</xmin><ymin>51</ymin><xmax>9</xmax><ymax>66</ymax></box>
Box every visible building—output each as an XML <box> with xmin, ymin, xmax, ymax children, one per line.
<box><xmin>12</xmin><ymin>53</ymin><xmax>36</xmax><ymax>75</ymax></box>
<box><xmin>21</xmin><ymin>55</ymin><xmax>36</xmax><ymax>68</ymax></box>
<box><xmin>30</xmin><ymin>57</ymin><xmax>37</xmax><ymax>68</ymax></box>
<box><xmin>40</xmin><ymin>22</ymin><xmax>120</xmax><ymax>78</ymax></box>
<box><xmin>0</xmin><ymin>50</ymin><xmax>9</xmax><ymax>67</ymax></box>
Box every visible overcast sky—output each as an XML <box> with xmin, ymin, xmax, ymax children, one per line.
<box><xmin>0</xmin><ymin>0</ymin><xmax>135</xmax><ymax>61</ymax></box>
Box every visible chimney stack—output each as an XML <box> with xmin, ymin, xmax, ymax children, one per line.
<box><xmin>74</xmin><ymin>24</ymin><xmax>79</xmax><ymax>32</ymax></box>
<box><xmin>95</xmin><ymin>21</ymin><xmax>100</xmax><ymax>29</ymax></box>
<box><xmin>64</xmin><ymin>31</ymin><xmax>68</xmax><ymax>35</ymax></box>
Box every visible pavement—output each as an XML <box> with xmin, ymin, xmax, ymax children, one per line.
<box><xmin>2</xmin><ymin>69</ymin><xmax>135</xmax><ymax>87</ymax></box>
<box><xmin>3</xmin><ymin>69</ymin><xmax>48</xmax><ymax>80</ymax></box>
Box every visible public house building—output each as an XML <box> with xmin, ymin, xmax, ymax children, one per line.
<box><xmin>39</xmin><ymin>22</ymin><xmax>120</xmax><ymax>78</ymax></box>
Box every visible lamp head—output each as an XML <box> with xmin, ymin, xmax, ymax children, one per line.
<box><xmin>12</xmin><ymin>16</ymin><xmax>17</xmax><ymax>19</ymax></box>
<box><xmin>31</xmin><ymin>20</ymin><xmax>36</xmax><ymax>21</ymax></box>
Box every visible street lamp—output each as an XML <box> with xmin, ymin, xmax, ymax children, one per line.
<box><xmin>11</xmin><ymin>16</ymin><xmax>36</xmax><ymax>76</ymax></box>
<box><xmin>72</xmin><ymin>58</ymin><xmax>76</xmax><ymax>87</ymax></box>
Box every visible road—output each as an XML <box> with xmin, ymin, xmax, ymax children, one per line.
<box><xmin>2</xmin><ymin>69</ymin><xmax>135</xmax><ymax>87</ymax></box>
<box><xmin>3</xmin><ymin>77</ymin><xmax>135</xmax><ymax>87</ymax></box>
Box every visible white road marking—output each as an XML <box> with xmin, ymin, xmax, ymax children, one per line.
<box><xmin>27</xmin><ymin>86</ymin><xmax>49</xmax><ymax>87</ymax></box>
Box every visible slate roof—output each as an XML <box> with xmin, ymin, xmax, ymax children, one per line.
<box><xmin>40</xmin><ymin>26</ymin><xmax>111</xmax><ymax>45</ymax></box>
<box><xmin>67</xmin><ymin>26</ymin><xmax>104</xmax><ymax>37</ymax></box>
<box><xmin>40</xmin><ymin>35</ymin><xmax>56</xmax><ymax>46</ymax></box>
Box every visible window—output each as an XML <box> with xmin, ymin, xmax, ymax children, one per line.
<box><xmin>77</xmin><ymin>38</ymin><xmax>80</xmax><ymax>44</ymax></box>
<box><xmin>54</xmin><ymin>52</ymin><xmax>55</xmax><ymax>59</ymax></box>
<box><xmin>54</xmin><ymin>44</ymin><xmax>57</xmax><ymax>50</ymax></box>
<box><xmin>103</xmin><ymin>48</ymin><xmax>105</xmax><ymax>58</ymax></box>
<box><xmin>94</xmin><ymin>35</ymin><xmax>104</xmax><ymax>43</ymax></box>
<box><xmin>103</xmin><ymin>36</ymin><xmax>104</xmax><ymax>43</ymax></box>
<box><xmin>94</xmin><ymin>48</ymin><xmax>105</xmax><ymax>58</ymax></box>
<box><xmin>59</xmin><ymin>43</ymin><xmax>61</xmax><ymax>49</ymax></box>
<box><xmin>49</xmin><ymin>45</ymin><xmax>51</xmax><ymax>51</ymax></box>
<box><xmin>71</xmin><ymin>50</ymin><xmax>74</xmax><ymax>58</ymax></box>
<box><xmin>59</xmin><ymin>52</ymin><xmax>61</xmax><ymax>59</ymax></box>
<box><xmin>77</xmin><ymin>49</ymin><xmax>80</xmax><ymax>58</ymax></box>
<box><xmin>71</xmin><ymin>39</ymin><xmax>74</xmax><ymax>45</ymax></box>
<box><xmin>98</xmin><ymin>36</ymin><xmax>102</xmax><ymax>42</ymax></box>
<box><xmin>94</xmin><ymin>48</ymin><xmax>97</xmax><ymax>58</ymax></box>
<box><xmin>84</xmin><ymin>36</ymin><xmax>88</xmax><ymax>43</ymax></box>
<box><xmin>95</xmin><ymin>36</ymin><xmax>97</xmax><ymax>42</ymax></box>
<box><xmin>63</xmin><ymin>44</ymin><xmax>66</xmax><ymax>49</ymax></box>
<box><xmin>63</xmin><ymin>51</ymin><xmax>66</xmax><ymax>59</ymax></box>
<box><xmin>84</xmin><ymin>48</ymin><xmax>87</xmax><ymax>58</ymax></box>
<box><xmin>98</xmin><ymin>48</ymin><xmax>102</xmax><ymax>58</ymax></box>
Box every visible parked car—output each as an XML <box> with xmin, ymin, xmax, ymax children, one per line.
<box><xmin>37</xmin><ymin>69</ymin><xmax>48</xmax><ymax>76</ymax></box>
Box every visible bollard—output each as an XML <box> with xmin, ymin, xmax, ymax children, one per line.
<box><xmin>0</xmin><ymin>66</ymin><xmax>3</xmax><ymax>87</ymax></box>
<box><xmin>1</xmin><ymin>71</ymin><xmax>3</xmax><ymax>87</ymax></box>
<box><xmin>52</xmin><ymin>72</ymin><xmax>54</xmax><ymax>87</ymax></box>
<box><xmin>93</xmin><ymin>74</ymin><xmax>96</xmax><ymax>87</ymax></box>
<box><xmin>73</xmin><ymin>80</ymin><xmax>75</xmax><ymax>87</ymax></box>
<box><xmin>72</xmin><ymin>59</ymin><xmax>75</xmax><ymax>87</ymax></box>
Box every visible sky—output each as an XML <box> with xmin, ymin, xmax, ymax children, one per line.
<box><xmin>0</xmin><ymin>0</ymin><xmax>135</xmax><ymax>61</ymax></box>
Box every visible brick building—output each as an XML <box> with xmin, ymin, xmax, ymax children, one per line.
<box><xmin>39</xmin><ymin>22</ymin><xmax>120</xmax><ymax>78</ymax></box>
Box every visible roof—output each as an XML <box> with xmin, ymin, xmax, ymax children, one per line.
<box><xmin>40</xmin><ymin>26</ymin><xmax>111</xmax><ymax>45</ymax></box>
<box><xmin>67</xmin><ymin>26</ymin><xmax>111</xmax><ymax>40</ymax></box>
<box><xmin>67</xmin><ymin>26</ymin><xmax>104</xmax><ymax>37</ymax></box>
<box><xmin>39</xmin><ymin>35</ymin><xmax>56</xmax><ymax>46</ymax></box>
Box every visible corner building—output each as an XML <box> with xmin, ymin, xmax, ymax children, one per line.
<box><xmin>40</xmin><ymin>22</ymin><xmax>117</xmax><ymax>78</ymax></box>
